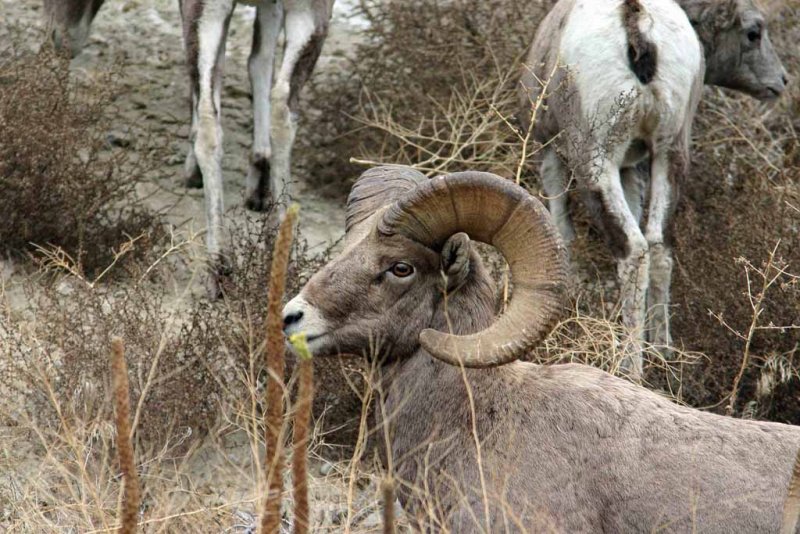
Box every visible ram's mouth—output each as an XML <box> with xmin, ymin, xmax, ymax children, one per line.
<box><xmin>756</xmin><ymin>86</ymin><xmax>783</xmax><ymax>101</ymax></box>
<box><xmin>286</xmin><ymin>332</ymin><xmax>329</xmax><ymax>355</ymax></box>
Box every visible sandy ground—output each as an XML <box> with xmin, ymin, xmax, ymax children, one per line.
<box><xmin>0</xmin><ymin>1</ymin><xmax>391</xmax><ymax>530</ymax></box>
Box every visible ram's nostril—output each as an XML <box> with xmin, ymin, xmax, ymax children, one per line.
<box><xmin>283</xmin><ymin>310</ymin><xmax>304</xmax><ymax>329</ymax></box>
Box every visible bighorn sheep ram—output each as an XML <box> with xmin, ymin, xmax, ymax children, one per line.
<box><xmin>283</xmin><ymin>166</ymin><xmax>800</xmax><ymax>532</ymax></box>
<box><xmin>518</xmin><ymin>0</ymin><xmax>788</xmax><ymax>378</ymax></box>
<box><xmin>43</xmin><ymin>0</ymin><xmax>335</xmax><ymax>296</ymax></box>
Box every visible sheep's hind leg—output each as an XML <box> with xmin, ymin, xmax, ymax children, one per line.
<box><xmin>245</xmin><ymin>1</ymin><xmax>282</xmax><ymax>212</ymax></box>
<box><xmin>588</xmin><ymin>160</ymin><xmax>649</xmax><ymax>381</ymax></box>
<box><xmin>183</xmin><ymin>0</ymin><xmax>235</xmax><ymax>297</ymax></box>
<box><xmin>541</xmin><ymin>149</ymin><xmax>576</xmax><ymax>244</ymax></box>
<box><xmin>269</xmin><ymin>1</ymin><xmax>331</xmax><ymax>209</ymax></box>
<box><xmin>644</xmin><ymin>152</ymin><xmax>674</xmax><ymax>352</ymax></box>
<box><xmin>621</xmin><ymin>164</ymin><xmax>646</xmax><ymax>226</ymax></box>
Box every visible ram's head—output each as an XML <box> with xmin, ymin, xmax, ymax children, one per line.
<box><xmin>283</xmin><ymin>166</ymin><xmax>568</xmax><ymax>367</ymax></box>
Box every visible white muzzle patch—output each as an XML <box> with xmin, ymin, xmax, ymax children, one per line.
<box><xmin>282</xmin><ymin>295</ymin><xmax>329</xmax><ymax>353</ymax></box>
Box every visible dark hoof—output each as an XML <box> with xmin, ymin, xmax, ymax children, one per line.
<box><xmin>185</xmin><ymin>167</ymin><xmax>203</xmax><ymax>189</ymax></box>
<box><xmin>245</xmin><ymin>157</ymin><xmax>272</xmax><ymax>212</ymax></box>
<box><xmin>245</xmin><ymin>194</ymin><xmax>273</xmax><ymax>213</ymax></box>
<box><xmin>206</xmin><ymin>255</ymin><xmax>233</xmax><ymax>300</ymax></box>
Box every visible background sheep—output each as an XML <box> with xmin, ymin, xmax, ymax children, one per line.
<box><xmin>283</xmin><ymin>165</ymin><xmax>800</xmax><ymax>532</ymax></box>
<box><xmin>519</xmin><ymin>0</ymin><xmax>788</xmax><ymax>379</ymax></box>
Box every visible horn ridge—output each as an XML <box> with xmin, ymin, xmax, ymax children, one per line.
<box><xmin>345</xmin><ymin>165</ymin><xmax>426</xmax><ymax>234</ymax></box>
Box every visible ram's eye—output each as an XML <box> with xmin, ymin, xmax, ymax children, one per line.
<box><xmin>390</xmin><ymin>262</ymin><xmax>414</xmax><ymax>278</ymax></box>
<box><xmin>747</xmin><ymin>29</ymin><xmax>761</xmax><ymax>42</ymax></box>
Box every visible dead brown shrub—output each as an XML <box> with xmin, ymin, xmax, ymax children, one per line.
<box><xmin>0</xmin><ymin>205</ymin><xmax>364</xmax><ymax>447</ymax></box>
<box><xmin>0</xmin><ymin>39</ymin><xmax>162</xmax><ymax>276</ymax></box>
<box><xmin>304</xmin><ymin>0</ymin><xmax>553</xmax><ymax>194</ymax></box>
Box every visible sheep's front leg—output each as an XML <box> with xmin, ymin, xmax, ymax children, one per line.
<box><xmin>541</xmin><ymin>149</ymin><xmax>576</xmax><ymax>244</ymax></box>
<box><xmin>245</xmin><ymin>1</ymin><xmax>282</xmax><ymax>212</ymax></box>
<box><xmin>589</xmin><ymin>162</ymin><xmax>649</xmax><ymax>381</ymax></box>
<box><xmin>644</xmin><ymin>152</ymin><xmax>674</xmax><ymax>351</ymax></box>
<box><xmin>269</xmin><ymin>1</ymin><xmax>331</xmax><ymax>208</ymax></box>
<box><xmin>182</xmin><ymin>0</ymin><xmax>235</xmax><ymax>297</ymax></box>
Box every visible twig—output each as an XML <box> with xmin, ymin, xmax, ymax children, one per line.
<box><xmin>726</xmin><ymin>242</ymin><xmax>780</xmax><ymax>415</ymax></box>
<box><xmin>515</xmin><ymin>60</ymin><xmax>560</xmax><ymax>184</ymax></box>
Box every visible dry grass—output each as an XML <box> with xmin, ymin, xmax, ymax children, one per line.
<box><xmin>0</xmin><ymin>216</ymin><xmax>389</xmax><ymax>532</ymax></box>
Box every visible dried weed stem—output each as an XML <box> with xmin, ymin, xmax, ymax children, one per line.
<box><xmin>713</xmin><ymin>241</ymin><xmax>800</xmax><ymax>415</ymax></box>
<box><xmin>381</xmin><ymin>477</ymin><xmax>396</xmax><ymax>534</ymax></box>
<box><xmin>289</xmin><ymin>333</ymin><xmax>314</xmax><ymax>534</ymax></box>
<box><xmin>110</xmin><ymin>338</ymin><xmax>141</xmax><ymax>534</ymax></box>
<box><xmin>259</xmin><ymin>205</ymin><xmax>300</xmax><ymax>534</ymax></box>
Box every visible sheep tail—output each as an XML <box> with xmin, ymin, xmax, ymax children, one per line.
<box><xmin>622</xmin><ymin>0</ymin><xmax>658</xmax><ymax>84</ymax></box>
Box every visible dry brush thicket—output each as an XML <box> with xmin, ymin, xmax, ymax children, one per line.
<box><xmin>0</xmin><ymin>40</ymin><xmax>163</xmax><ymax>276</ymax></box>
<box><xmin>671</xmin><ymin>1</ymin><xmax>800</xmax><ymax>418</ymax></box>
<box><xmin>308</xmin><ymin>0</ymin><xmax>800</xmax><ymax>420</ymax></box>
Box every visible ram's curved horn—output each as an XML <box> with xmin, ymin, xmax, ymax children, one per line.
<box><xmin>380</xmin><ymin>172</ymin><xmax>568</xmax><ymax>368</ymax></box>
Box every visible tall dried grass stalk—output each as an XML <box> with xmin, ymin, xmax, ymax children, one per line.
<box><xmin>381</xmin><ymin>477</ymin><xmax>396</xmax><ymax>534</ymax></box>
<box><xmin>289</xmin><ymin>333</ymin><xmax>314</xmax><ymax>534</ymax></box>
<box><xmin>110</xmin><ymin>337</ymin><xmax>140</xmax><ymax>534</ymax></box>
<box><xmin>259</xmin><ymin>204</ymin><xmax>300</xmax><ymax>534</ymax></box>
<box><xmin>783</xmin><ymin>446</ymin><xmax>800</xmax><ymax>534</ymax></box>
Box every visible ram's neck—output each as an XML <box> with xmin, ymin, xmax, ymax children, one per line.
<box><xmin>379</xmin><ymin>267</ymin><xmax>497</xmax><ymax>394</ymax></box>
<box><xmin>377</xmin><ymin>256</ymin><xmax>503</xmax><ymax>468</ymax></box>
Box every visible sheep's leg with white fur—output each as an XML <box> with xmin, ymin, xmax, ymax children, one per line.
<box><xmin>182</xmin><ymin>0</ymin><xmax>235</xmax><ymax>297</ymax></box>
<box><xmin>541</xmin><ymin>148</ymin><xmax>575</xmax><ymax>243</ymax></box>
<box><xmin>181</xmin><ymin>0</ymin><xmax>202</xmax><ymax>188</ymax></box>
<box><xmin>621</xmin><ymin>164</ymin><xmax>646</xmax><ymax>226</ymax></box>
<box><xmin>184</xmin><ymin>92</ymin><xmax>203</xmax><ymax>187</ymax></box>
<box><xmin>588</xmin><ymin>158</ymin><xmax>649</xmax><ymax>381</ymax></box>
<box><xmin>269</xmin><ymin>0</ymin><xmax>331</xmax><ymax>208</ymax></box>
<box><xmin>644</xmin><ymin>152</ymin><xmax>674</xmax><ymax>350</ymax></box>
<box><xmin>245</xmin><ymin>1</ymin><xmax>283</xmax><ymax>212</ymax></box>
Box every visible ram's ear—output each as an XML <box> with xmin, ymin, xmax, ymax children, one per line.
<box><xmin>440</xmin><ymin>233</ymin><xmax>471</xmax><ymax>292</ymax></box>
